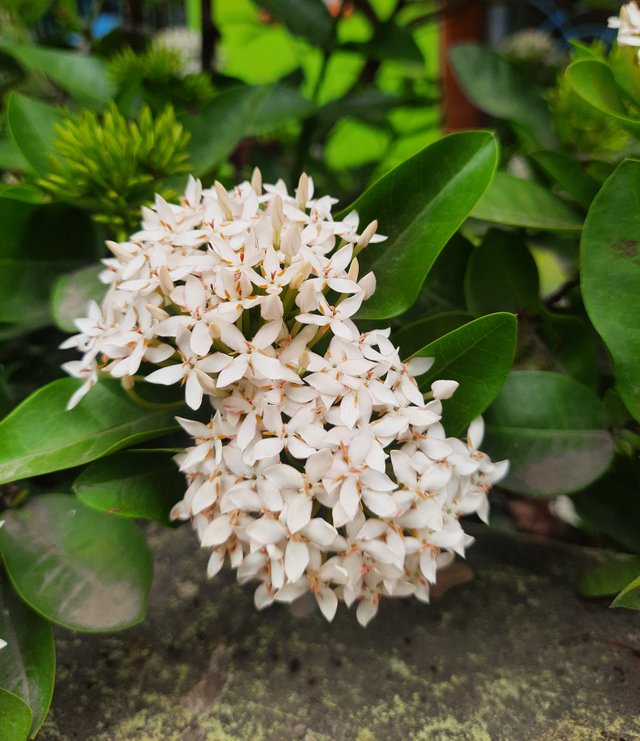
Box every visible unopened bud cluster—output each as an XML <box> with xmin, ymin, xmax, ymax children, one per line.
<box><xmin>64</xmin><ymin>171</ymin><xmax>507</xmax><ymax>625</ymax></box>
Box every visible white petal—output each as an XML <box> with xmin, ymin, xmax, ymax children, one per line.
<box><xmin>207</xmin><ymin>549</ymin><xmax>225</xmax><ymax>578</ymax></box>
<box><xmin>246</xmin><ymin>517</ymin><xmax>286</xmax><ymax>545</ymax></box>
<box><xmin>185</xmin><ymin>371</ymin><xmax>204</xmax><ymax>410</ymax></box>
<box><xmin>315</xmin><ymin>586</ymin><xmax>338</xmax><ymax>622</ymax></box>
<box><xmin>286</xmin><ymin>494</ymin><xmax>312</xmax><ymax>533</ymax></box>
<box><xmin>285</xmin><ymin>540</ymin><xmax>309</xmax><ymax>583</ymax></box>
<box><xmin>356</xmin><ymin>596</ymin><xmax>378</xmax><ymax>627</ymax></box>
<box><xmin>431</xmin><ymin>379</ymin><xmax>459</xmax><ymax>400</ymax></box>
<box><xmin>302</xmin><ymin>518</ymin><xmax>338</xmax><ymax>547</ymax></box>
<box><xmin>201</xmin><ymin>515</ymin><xmax>232</xmax><ymax>547</ymax></box>
<box><xmin>145</xmin><ymin>364</ymin><xmax>185</xmax><ymax>385</ymax></box>
<box><xmin>191</xmin><ymin>320</ymin><xmax>213</xmax><ymax>356</ymax></box>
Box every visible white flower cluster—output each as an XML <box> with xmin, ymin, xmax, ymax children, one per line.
<box><xmin>63</xmin><ymin>171</ymin><xmax>507</xmax><ymax>625</ymax></box>
<box><xmin>609</xmin><ymin>2</ymin><xmax>640</xmax><ymax>52</ymax></box>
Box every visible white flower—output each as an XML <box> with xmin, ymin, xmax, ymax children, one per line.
<box><xmin>62</xmin><ymin>169</ymin><xmax>508</xmax><ymax>626</ymax></box>
<box><xmin>609</xmin><ymin>2</ymin><xmax>640</xmax><ymax>48</ymax></box>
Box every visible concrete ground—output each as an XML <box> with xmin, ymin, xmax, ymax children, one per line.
<box><xmin>42</xmin><ymin>523</ymin><xmax>640</xmax><ymax>740</ymax></box>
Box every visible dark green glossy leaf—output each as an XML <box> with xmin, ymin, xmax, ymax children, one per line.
<box><xmin>0</xmin><ymin>259</ymin><xmax>81</xmax><ymax>325</ymax></box>
<box><xmin>0</xmin><ymin>379</ymin><xmax>183</xmax><ymax>485</ymax></box>
<box><xmin>0</xmin><ymin>494</ymin><xmax>153</xmax><ymax>631</ymax></box>
<box><xmin>256</xmin><ymin>0</ymin><xmax>334</xmax><ymax>47</ymax></box>
<box><xmin>577</xmin><ymin>556</ymin><xmax>640</xmax><ymax>597</ymax></box>
<box><xmin>0</xmin><ymin>688</ymin><xmax>31</xmax><ymax>741</ymax></box>
<box><xmin>472</xmin><ymin>172</ymin><xmax>582</xmax><ymax>232</ymax></box>
<box><xmin>0</xmin><ymin>43</ymin><xmax>114</xmax><ymax>104</ymax></box>
<box><xmin>531</xmin><ymin>150</ymin><xmax>599</xmax><ymax>210</ymax></box>
<box><xmin>349</xmin><ymin>23</ymin><xmax>423</xmax><ymax>66</ymax></box>
<box><xmin>0</xmin><ymin>575</ymin><xmax>54</xmax><ymax>736</ymax></box>
<box><xmin>344</xmin><ymin>131</ymin><xmax>498</xmax><ymax>319</ymax></box>
<box><xmin>572</xmin><ymin>456</ymin><xmax>640</xmax><ymax>553</ymax></box>
<box><xmin>7</xmin><ymin>93</ymin><xmax>68</xmax><ymax>175</ymax></box>
<box><xmin>464</xmin><ymin>229</ymin><xmax>540</xmax><ymax>314</ymax></box>
<box><xmin>184</xmin><ymin>83</ymin><xmax>311</xmax><ymax>173</ymax></box>
<box><xmin>449</xmin><ymin>44</ymin><xmax>557</xmax><ymax>148</ymax></box>
<box><xmin>612</xmin><ymin>575</ymin><xmax>640</xmax><ymax>610</ymax></box>
<box><xmin>412</xmin><ymin>313</ymin><xmax>517</xmax><ymax>436</ymax></box>
<box><xmin>483</xmin><ymin>371</ymin><xmax>614</xmax><ymax>496</ymax></box>
<box><xmin>249</xmin><ymin>83</ymin><xmax>314</xmax><ymax>133</ymax></box>
<box><xmin>538</xmin><ymin>311</ymin><xmax>599</xmax><ymax>389</ymax></box>
<box><xmin>73</xmin><ymin>450</ymin><xmax>184</xmax><ymax>526</ymax></box>
<box><xmin>581</xmin><ymin>159</ymin><xmax>640</xmax><ymax>422</ymax></box>
<box><xmin>404</xmin><ymin>234</ymin><xmax>474</xmax><ymax>320</ymax></box>
<box><xmin>566</xmin><ymin>59</ymin><xmax>640</xmax><ymax>137</ymax></box>
<box><xmin>392</xmin><ymin>311</ymin><xmax>473</xmax><ymax>359</ymax></box>
<box><xmin>51</xmin><ymin>264</ymin><xmax>104</xmax><ymax>333</ymax></box>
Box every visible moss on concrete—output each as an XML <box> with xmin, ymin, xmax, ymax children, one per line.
<box><xmin>43</xmin><ymin>525</ymin><xmax>640</xmax><ymax>740</ymax></box>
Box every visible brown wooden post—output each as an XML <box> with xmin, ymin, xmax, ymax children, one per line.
<box><xmin>440</xmin><ymin>0</ymin><xmax>488</xmax><ymax>132</ymax></box>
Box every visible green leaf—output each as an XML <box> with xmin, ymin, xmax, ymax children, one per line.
<box><xmin>0</xmin><ymin>259</ymin><xmax>82</xmax><ymax>326</ymax></box>
<box><xmin>531</xmin><ymin>150</ymin><xmax>600</xmax><ymax>210</ymax></box>
<box><xmin>392</xmin><ymin>311</ymin><xmax>473</xmax><ymax>359</ymax></box>
<box><xmin>472</xmin><ymin>172</ymin><xmax>582</xmax><ymax>232</ymax></box>
<box><xmin>0</xmin><ymin>688</ymin><xmax>31</xmax><ymax>741</ymax></box>
<box><xmin>581</xmin><ymin>159</ymin><xmax>640</xmax><ymax>422</ymax></box>
<box><xmin>566</xmin><ymin>58</ymin><xmax>640</xmax><ymax>137</ymax></box>
<box><xmin>0</xmin><ymin>494</ymin><xmax>153</xmax><ymax>631</ymax></box>
<box><xmin>483</xmin><ymin>371</ymin><xmax>614</xmax><ymax>496</ymax></box>
<box><xmin>349</xmin><ymin>23</ymin><xmax>423</xmax><ymax>66</ymax></box>
<box><xmin>51</xmin><ymin>264</ymin><xmax>104</xmax><ymax>333</ymax></box>
<box><xmin>612</xmin><ymin>575</ymin><xmax>640</xmax><ymax>610</ymax></box>
<box><xmin>7</xmin><ymin>93</ymin><xmax>68</xmax><ymax>175</ymax></box>
<box><xmin>572</xmin><ymin>456</ymin><xmax>640</xmax><ymax>553</ymax></box>
<box><xmin>412</xmin><ymin>313</ymin><xmax>517</xmax><ymax>436</ymax></box>
<box><xmin>249</xmin><ymin>83</ymin><xmax>314</xmax><ymax>133</ymax></box>
<box><xmin>181</xmin><ymin>86</ymin><xmax>270</xmax><ymax>176</ymax></box>
<box><xmin>0</xmin><ymin>138</ymin><xmax>32</xmax><ymax>174</ymax></box>
<box><xmin>0</xmin><ymin>575</ymin><xmax>54</xmax><ymax>737</ymax></box>
<box><xmin>464</xmin><ymin>229</ymin><xmax>540</xmax><ymax>314</ymax></box>
<box><xmin>255</xmin><ymin>0</ymin><xmax>334</xmax><ymax>48</ymax></box>
<box><xmin>0</xmin><ymin>379</ymin><xmax>183</xmax><ymax>485</ymax></box>
<box><xmin>0</xmin><ymin>43</ymin><xmax>114</xmax><ymax>104</ymax></box>
<box><xmin>538</xmin><ymin>311</ymin><xmax>599</xmax><ymax>389</ymax></box>
<box><xmin>73</xmin><ymin>450</ymin><xmax>184</xmax><ymax>526</ymax></box>
<box><xmin>449</xmin><ymin>44</ymin><xmax>557</xmax><ymax>148</ymax></box>
<box><xmin>343</xmin><ymin>131</ymin><xmax>498</xmax><ymax>319</ymax></box>
<box><xmin>577</xmin><ymin>556</ymin><xmax>640</xmax><ymax>598</ymax></box>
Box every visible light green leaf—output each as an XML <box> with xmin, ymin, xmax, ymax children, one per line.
<box><xmin>343</xmin><ymin>131</ymin><xmax>498</xmax><ymax>319</ymax></box>
<box><xmin>0</xmin><ymin>575</ymin><xmax>55</xmax><ymax>737</ymax></box>
<box><xmin>51</xmin><ymin>264</ymin><xmax>104</xmax><ymax>333</ymax></box>
<box><xmin>449</xmin><ymin>44</ymin><xmax>557</xmax><ymax>148</ymax></box>
<box><xmin>612</xmin><ymin>575</ymin><xmax>640</xmax><ymax>610</ymax></box>
<box><xmin>566</xmin><ymin>58</ymin><xmax>640</xmax><ymax>137</ymax></box>
<box><xmin>464</xmin><ymin>229</ymin><xmax>540</xmax><ymax>314</ymax></box>
<box><xmin>472</xmin><ymin>171</ymin><xmax>582</xmax><ymax>232</ymax></box>
<box><xmin>0</xmin><ymin>138</ymin><xmax>32</xmax><ymax>174</ymax></box>
<box><xmin>483</xmin><ymin>371</ymin><xmax>614</xmax><ymax>496</ymax></box>
<box><xmin>581</xmin><ymin>159</ymin><xmax>640</xmax><ymax>422</ymax></box>
<box><xmin>0</xmin><ymin>688</ymin><xmax>31</xmax><ymax>741</ymax></box>
<box><xmin>0</xmin><ymin>494</ymin><xmax>153</xmax><ymax>631</ymax></box>
<box><xmin>577</xmin><ymin>556</ymin><xmax>640</xmax><ymax>598</ymax></box>
<box><xmin>392</xmin><ymin>311</ymin><xmax>473</xmax><ymax>359</ymax></box>
<box><xmin>73</xmin><ymin>450</ymin><xmax>184</xmax><ymax>526</ymax></box>
<box><xmin>0</xmin><ymin>379</ymin><xmax>183</xmax><ymax>485</ymax></box>
<box><xmin>531</xmin><ymin>150</ymin><xmax>599</xmax><ymax>210</ymax></box>
<box><xmin>7</xmin><ymin>93</ymin><xmax>68</xmax><ymax>175</ymax></box>
<box><xmin>0</xmin><ymin>43</ymin><xmax>115</xmax><ymax>104</ymax></box>
<box><xmin>412</xmin><ymin>313</ymin><xmax>517</xmax><ymax>436</ymax></box>
<box><xmin>255</xmin><ymin>0</ymin><xmax>334</xmax><ymax>48</ymax></box>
